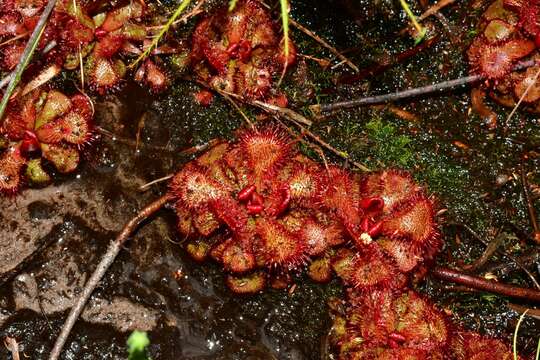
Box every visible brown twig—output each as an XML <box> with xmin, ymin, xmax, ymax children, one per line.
<box><xmin>418</xmin><ymin>0</ymin><xmax>456</xmax><ymax>20</ymax></box>
<box><xmin>48</xmin><ymin>194</ymin><xmax>172</xmax><ymax>360</ymax></box>
<box><xmin>312</xmin><ymin>74</ymin><xmax>483</xmax><ymax>114</ymax></box>
<box><xmin>288</xmin><ymin>18</ymin><xmax>359</xmax><ymax>72</ymax></box>
<box><xmin>449</xmin><ymin>222</ymin><xmax>540</xmax><ymax>289</ymax></box>
<box><xmin>139</xmin><ymin>174</ymin><xmax>174</xmax><ymax>191</ymax></box>
<box><xmin>222</xmin><ymin>92</ymin><xmax>255</xmax><ymax>128</ymax></box>
<box><xmin>463</xmin><ymin>230</ymin><xmax>504</xmax><ymax>272</ymax></box>
<box><xmin>145</xmin><ymin>0</ymin><xmax>205</xmax><ymax>30</ymax></box>
<box><xmin>251</xmin><ymin>100</ymin><xmax>312</xmax><ymax>126</ymax></box>
<box><xmin>312</xmin><ymin>59</ymin><xmax>538</xmax><ymax>114</ymax></box>
<box><xmin>484</xmin><ymin>250</ymin><xmax>540</xmax><ymax>275</ymax></box>
<box><xmin>431</xmin><ymin>267</ymin><xmax>540</xmax><ymax>302</ymax></box>
<box><xmin>520</xmin><ymin>164</ymin><xmax>540</xmax><ymax>244</ymax></box>
<box><xmin>4</xmin><ymin>337</ymin><xmax>20</xmax><ymax>360</ymax></box>
<box><xmin>0</xmin><ymin>32</ymin><xmax>29</xmax><ymax>47</ymax></box>
<box><xmin>96</xmin><ymin>126</ymin><xmax>174</xmax><ymax>153</ymax></box>
<box><xmin>179</xmin><ymin>138</ymin><xmax>222</xmax><ymax>156</ymax></box>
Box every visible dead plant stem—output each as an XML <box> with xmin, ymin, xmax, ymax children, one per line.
<box><xmin>48</xmin><ymin>194</ymin><xmax>172</xmax><ymax>360</ymax></box>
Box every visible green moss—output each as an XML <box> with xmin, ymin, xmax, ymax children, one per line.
<box><xmin>365</xmin><ymin>117</ymin><xmax>414</xmax><ymax>168</ymax></box>
<box><xmin>362</xmin><ymin>116</ymin><xmax>489</xmax><ymax>232</ymax></box>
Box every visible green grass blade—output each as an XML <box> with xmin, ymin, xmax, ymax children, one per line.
<box><xmin>398</xmin><ymin>0</ymin><xmax>426</xmax><ymax>44</ymax></box>
<box><xmin>280</xmin><ymin>0</ymin><xmax>290</xmax><ymax>58</ymax></box>
<box><xmin>0</xmin><ymin>0</ymin><xmax>57</xmax><ymax>124</ymax></box>
<box><xmin>131</xmin><ymin>0</ymin><xmax>192</xmax><ymax>68</ymax></box>
<box><xmin>229</xmin><ymin>0</ymin><xmax>239</xmax><ymax>11</ymax></box>
<box><xmin>513</xmin><ymin>310</ymin><xmax>528</xmax><ymax>360</ymax></box>
<box><xmin>535</xmin><ymin>337</ymin><xmax>540</xmax><ymax>360</ymax></box>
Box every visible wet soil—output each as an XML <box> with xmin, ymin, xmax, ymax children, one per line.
<box><xmin>1</xmin><ymin>0</ymin><xmax>539</xmax><ymax>359</ymax></box>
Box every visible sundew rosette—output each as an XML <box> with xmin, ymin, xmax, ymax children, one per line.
<box><xmin>168</xmin><ymin>127</ymin><xmax>440</xmax><ymax>294</ymax></box>
<box><xmin>0</xmin><ymin>89</ymin><xmax>93</xmax><ymax>193</ymax></box>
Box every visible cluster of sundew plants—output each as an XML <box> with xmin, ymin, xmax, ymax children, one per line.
<box><xmin>0</xmin><ymin>0</ymin><xmax>296</xmax><ymax>193</ymax></box>
<box><xmin>0</xmin><ymin>0</ymin><xmax>539</xmax><ymax>359</ymax></box>
<box><xmin>467</xmin><ymin>0</ymin><xmax>540</xmax><ymax>127</ymax></box>
<box><xmin>49</xmin><ymin>126</ymin><xmax>535</xmax><ymax>360</ymax></box>
<box><xmin>0</xmin><ymin>0</ymin><xmax>174</xmax><ymax>93</ymax></box>
<box><xmin>169</xmin><ymin>127</ymin><xmax>531</xmax><ymax>359</ymax></box>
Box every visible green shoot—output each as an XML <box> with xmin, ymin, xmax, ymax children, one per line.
<box><xmin>398</xmin><ymin>0</ymin><xmax>426</xmax><ymax>44</ymax></box>
<box><xmin>513</xmin><ymin>310</ymin><xmax>528</xmax><ymax>360</ymax></box>
<box><xmin>276</xmin><ymin>0</ymin><xmax>290</xmax><ymax>86</ymax></box>
<box><xmin>0</xmin><ymin>0</ymin><xmax>57</xmax><ymax>124</ymax></box>
<box><xmin>127</xmin><ymin>331</ymin><xmax>152</xmax><ymax>360</ymax></box>
<box><xmin>280</xmin><ymin>0</ymin><xmax>290</xmax><ymax>60</ymax></box>
<box><xmin>229</xmin><ymin>0</ymin><xmax>239</xmax><ymax>11</ymax></box>
<box><xmin>536</xmin><ymin>338</ymin><xmax>540</xmax><ymax>360</ymax></box>
<box><xmin>130</xmin><ymin>0</ymin><xmax>192</xmax><ymax>69</ymax></box>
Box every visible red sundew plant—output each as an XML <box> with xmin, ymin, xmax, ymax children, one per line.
<box><xmin>330</xmin><ymin>289</ymin><xmax>527</xmax><ymax>359</ymax></box>
<box><xmin>504</xmin><ymin>0</ymin><xmax>540</xmax><ymax>42</ymax></box>
<box><xmin>48</xmin><ymin>126</ymin><xmax>536</xmax><ymax>360</ymax></box>
<box><xmin>0</xmin><ymin>1</ymin><xmax>174</xmax><ymax>96</ymax></box>
<box><xmin>0</xmin><ymin>88</ymin><xmax>93</xmax><ymax>194</ymax></box>
<box><xmin>467</xmin><ymin>0</ymin><xmax>540</xmax><ymax>116</ymax></box>
<box><xmin>191</xmin><ymin>0</ymin><xmax>296</xmax><ymax>101</ymax></box>
<box><xmin>450</xmin><ymin>331</ymin><xmax>525</xmax><ymax>360</ymax></box>
<box><xmin>85</xmin><ymin>1</ymin><xmax>147</xmax><ymax>94</ymax></box>
<box><xmin>168</xmin><ymin>127</ymin><xmax>439</xmax><ymax>293</ymax></box>
<box><xmin>0</xmin><ymin>0</ymin><xmax>94</xmax><ymax>71</ymax></box>
<box><xmin>331</xmin><ymin>289</ymin><xmax>450</xmax><ymax>359</ymax></box>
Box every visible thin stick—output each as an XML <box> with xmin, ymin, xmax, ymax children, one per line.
<box><xmin>312</xmin><ymin>60</ymin><xmax>538</xmax><ymax>114</ymax></box>
<box><xmin>146</xmin><ymin>1</ymin><xmax>205</xmax><ymax>30</ymax></box>
<box><xmin>0</xmin><ymin>0</ymin><xmax>58</xmax><ymax>125</ymax></box>
<box><xmin>48</xmin><ymin>194</ymin><xmax>172</xmax><ymax>360</ymax></box>
<box><xmin>252</xmin><ymin>100</ymin><xmax>312</xmax><ymax>126</ymax></box>
<box><xmin>96</xmin><ymin>126</ymin><xmax>174</xmax><ymax>152</ymax></box>
<box><xmin>449</xmin><ymin>222</ymin><xmax>540</xmax><ymax>289</ymax></box>
<box><xmin>289</xmin><ymin>18</ymin><xmax>358</xmax><ymax>72</ymax></box>
<box><xmin>222</xmin><ymin>92</ymin><xmax>254</xmax><ymax>128</ymax></box>
<box><xmin>0</xmin><ymin>32</ymin><xmax>29</xmax><ymax>47</ymax></box>
<box><xmin>179</xmin><ymin>138</ymin><xmax>222</xmax><ymax>155</ymax></box>
<box><xmin>418</xmin><ymin>0</ymin><xmax>456</xmax><ymax>20</ymax></box>
<box><xmin>78</xmin><ymin>44</ymin><xmax>85</xmax><ymax>91</ymax></box>
<box><xmin>431</xmin><ymin>267</ymin><xmax>540</xmax><ymax>302</ymax></box>
<box><xmin>311</xmin><ymin>74</ymin><xmax>483</xmax><ymax>114</ymax></box>
<box><xmin>187</xmin><ymin>76</ymin><xmax>313</xmax><ymax>126</ymax></box>
<box><xmin>504</xmin><ymin>67</ymin><xmax>540</xmax><ymax>129</ymax></box>
<box><xmin>257</xmin><ymin>0</ymin><xmax>359</xmax><ymax>73</ymax></box>
<box><xmin>139</xmin><ymin>174</ymin><xmax>174</xmax><ymax>191</ymax></box>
